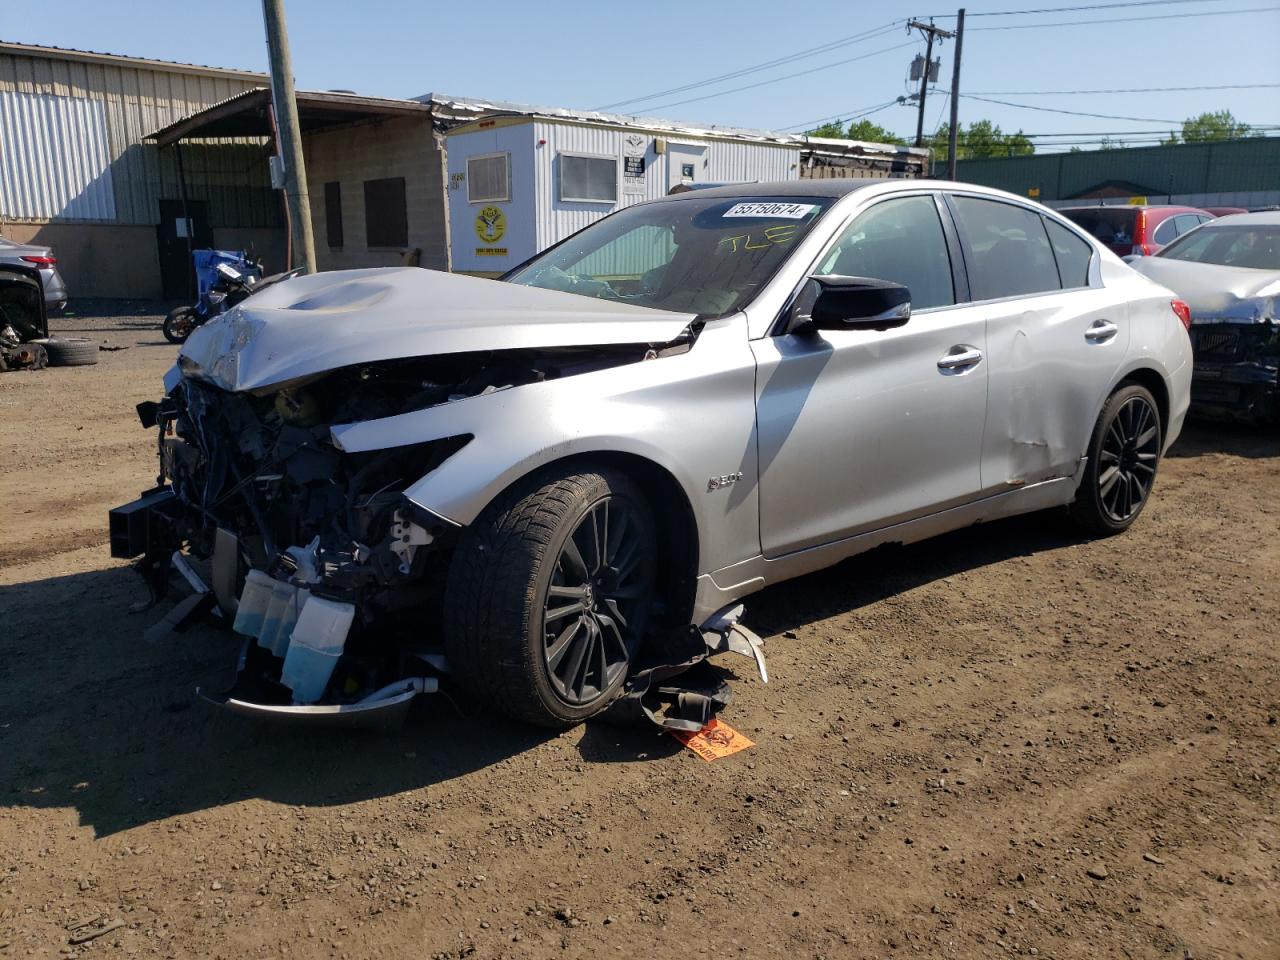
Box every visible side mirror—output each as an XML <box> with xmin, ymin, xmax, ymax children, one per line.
<box><xmin>790</xmin><ymin>276</ymin><xmax>911</xmax><ymax>334</ymax></box>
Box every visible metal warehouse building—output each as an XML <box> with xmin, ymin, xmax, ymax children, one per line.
<box><xmin>0</xmin><ymin>42</ymin><xmax>284</xmax><ymax>298</ymax></box>
<box><xmin>948</xmin><ymin>137</ymin><xmax>1280</xmax><ymax>209</ymax></box>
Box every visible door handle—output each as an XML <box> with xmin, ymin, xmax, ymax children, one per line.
<box><xmin>937</xmin><ymin>345</ymin><xmax>983</xmax><ymax>372</ymax></box>
<box><xmin>1085</xmin><ymin>319</ymin><xmax>1119</xmax><ymax>343</ymax></box>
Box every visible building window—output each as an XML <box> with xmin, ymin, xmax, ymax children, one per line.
<box><xmin>324</xmin><ymin>181</ymin><xmax>343</xmax><ymax>249</ymax></box>
<box><xmin>363</xmin><ymin>177</ymin><xmax>407</xmax><ymax>249</ymax></box>
<box><xmin>467</xmin><ymin>153</ymin><xmax>510</xmax><ymax>203</ymax></box>
<box><xmin>560</xmin><ymin>153</ymin><xmax>617</xmax><ymax>203</ymax></box>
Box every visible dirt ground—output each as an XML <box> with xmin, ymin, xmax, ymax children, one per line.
<box><xmin>1</xmin><ymin>303</ymin><xmax>1277</xmax><ymax>960</ymax></box>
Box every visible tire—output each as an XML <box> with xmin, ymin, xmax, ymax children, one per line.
<box><xmin>1070</xmin><ymin>383</ymin><xmax>1163</xmax><ymax>536</ymax></box>
<box><xmin>40</xmin><ymin>337</ymin><xmax>99</xmax><ymax>366</ymax></box>
<box><xmin>163</xmin><ymin>307</ymin><xmax>198</xmax><ymax>344</ymax></box>
<box><xmin>443</xmin><ymin>466</ymin><xmax>658</xmax><ymax>728</ymax></box>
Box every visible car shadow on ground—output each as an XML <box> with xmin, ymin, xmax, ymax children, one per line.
<box><xmin>1167</xmin><ymin>419</ymin><xmax>1280</xmax><ymax>460</ymax></box>
<box><xmin>2</xmin><ymin>508</ymin><xmax>1090</xmax><ymax>836</ymax></box>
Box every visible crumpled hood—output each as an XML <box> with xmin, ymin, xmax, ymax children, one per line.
<box><xmin>178</xmin><ymin>267</ymin><xmax>696</xmax><ymax>393</ymax></box>
<box><xmin>1129</xmin><ymin>257</ymin><xmax>1280</xmax><ymax>321</ymax></box>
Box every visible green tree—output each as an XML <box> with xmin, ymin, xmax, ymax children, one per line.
<box><xmin>845</xmin><ymin>119</ymin><xmax>906</xmax><ymax>145</ymax></box>
<box><xmin>931</xmin><ymin>120</ymin><xmax>1035</xmax><ymax>163</ymax></box>
<box><xmin>805</xmin><ymin>118</ymin><xmax>906</xmax><ymax>145</ymax></box>
<box><xmin>1163</xmin><ymin>110</ymin><xmax>1255</xmax><ymax>145</ymax></box>
<box><xmin>807</xmin><ymin>121</ymin><xmax>847</xmax><ymax>138</ymax></box>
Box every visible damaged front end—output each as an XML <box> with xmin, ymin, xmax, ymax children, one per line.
<box><xmin>1188</xmin><ymin>308</ymin><xmax>1280</xmax><ymax>423</ymax></box>
<box><xmin>110</xmin><ymin>340</ymin><xmax>711</xmax><ymax>726</ymax></box>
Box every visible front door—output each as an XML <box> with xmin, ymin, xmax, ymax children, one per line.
<box><xmin>753</xmin><ymin>193</ymin><xmax>989</xmax><ymax>558</ymax></box>
<box><xmin>156</xmin><ymin>198</ymin><xmax>212</xmax><ymax>299</ymax></box>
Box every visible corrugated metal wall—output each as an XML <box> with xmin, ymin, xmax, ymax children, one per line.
<box><xmin>948</xmin><ymin>137</ymin><xmax>1280</xmax><ymax>202</ymax></box>
<box><xmin>530</xmin><ymin>120</ymin><xmax>798</xmax><ymax>253</ymax></box>
<box><xmin>0</xmin><ymin>89</ymin><xmax>116</xmax><ymax>219</ymax></box>
<box><xmin>0</xmin><ymin>50</ymin><xmax>279</xmax><ymax>227</ymax></box>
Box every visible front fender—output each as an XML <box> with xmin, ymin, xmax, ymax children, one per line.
<box><xmin>329</xmin><ymin>317</ymin><xmax>762</xmax><ymax>577</ymax></box>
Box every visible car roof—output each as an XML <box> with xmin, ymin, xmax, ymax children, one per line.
<box><xmin>656</xmin><ymin>178</ymin><xmax>1053</xmax><ymax>204</ymax></box>
<box><xmin>1203</xmin><ymin>210</ymin><xmax>1280</xmax><ymax>226</ymax></box>
<box><xmin>1058</xmin><ymin>204</ymin><xmax>1205</xmax><ymax>212</ymax></box>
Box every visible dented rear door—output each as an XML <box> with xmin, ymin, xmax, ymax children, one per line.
<box><xmin>979</xmin><ymin>286</ymin><xmax>1129</xmax><ymax>490</ymax></box>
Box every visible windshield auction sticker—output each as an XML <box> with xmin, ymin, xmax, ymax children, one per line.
<box><xmin>723</xmin><ymin>202</ymin><xmax>816</xmax><ymax>219</ymax></box>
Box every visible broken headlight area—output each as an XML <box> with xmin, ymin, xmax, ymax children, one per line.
<box><xmin>1189</xmin><ymin>320</ymin><xmax>1280</xmax><ymax>422</ymax></box>
<box><xmin>112</xmin><ymin>370</ymin><xmax>478</xmax><ymax>720</ymax></box>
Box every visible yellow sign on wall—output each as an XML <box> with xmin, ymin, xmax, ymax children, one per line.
<box><xmin>475</xmin><ymin>206</ymin><xmax>506</xmax><ymax>243</ymax></box>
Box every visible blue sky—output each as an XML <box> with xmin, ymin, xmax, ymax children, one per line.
<box><xmin>8</xmin><ymin>0</ymin><xmax>1280</xmax><ymax>151</ymax></box>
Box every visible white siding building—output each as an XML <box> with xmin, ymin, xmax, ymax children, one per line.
<box><xmin>443</xmin><ymin>106</ymin><xmax>801</xmax><ymax>275</ymax></box>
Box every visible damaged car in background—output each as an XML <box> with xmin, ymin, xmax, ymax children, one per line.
<box><xmin>111</xmin><ymin>180</ymin><xmax>1192</xmax><ymax>729</ymax></box>
<box><xmin>1129</xmin><ymin>211</ymin><xmax>1280</xmax><ymax>422</ymax></box>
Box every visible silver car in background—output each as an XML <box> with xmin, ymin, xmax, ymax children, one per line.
<box><xmin>1128</xmin><ymin>211</ymin><xmax>1280</xmax><ymax>422</ymax></box>
<box><xmin>112</xmin><ymin>180</ymin><xmax>1192</xmax><ymax>727</ymax></box>
<box><xmin>0</xmin><ymin>235</ymin><xmax>68</xmax><ymax>309</ymax></box>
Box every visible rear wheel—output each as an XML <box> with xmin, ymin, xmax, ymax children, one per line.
<box><xmin>443</xmin><ymin>467</ymin><xmax>657</xmax><ymax>727</ymax></box>
<box><xmin>162</xmin><ymin>307</ymin><xmax>198</xmax><ymax>344</ymax></box>
<box><xmin>1070</xmin><ymin>383</ymin><xmax>1162</xmax><ymax>535</ymax></box>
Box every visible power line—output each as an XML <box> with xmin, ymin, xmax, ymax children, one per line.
<box><xmin>594</xmin><ymin>21</ymin><xmax>903</xmax><ymax>111</ymax></box>
<box><xmin>641</xmin><ymin>41</ymin><xmax>917</xmax><ymax>114</ymax></box>
<box><xmin>960</xmin><ymin>92</ymin><xmax>1181</xmax><ymax>123</ymax></box>
<box><xmin>967</xmin><ymin>83</ymin><xmax>1280</xmax><ymax>95</ymax></box>
<box><xmin>968</xmin><ymin>5</ymin><xmax>1279</xmax><ymax>30</ymax></box>
<box><xmin>783</xmin><ymin>99</ymin><xmax>903</xmax><ymax>132</ymax></box>
<box><xmin>924</xmin><ymin>0</ymin><xmax>1238</xmax><ymax>16</ymax></box>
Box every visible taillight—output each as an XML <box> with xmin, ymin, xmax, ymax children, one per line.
<box><xmin>1171</xmin><ymin>299</ymin><xmax>1192</xmax><ymax>332</ymax></box>
<box><xmin>20</xmin><ymin>255</ymin><xmax>56</xmax><ymax>266</ymax></box>
<box><xmin>1130</xmin><ymin>244</ymin><xmax>1151</xmax><ymax>257</ymax></box>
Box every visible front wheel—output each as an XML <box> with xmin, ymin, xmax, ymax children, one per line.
<box><xmin>1070</xmin><ymin>383</ymin><xmax>1163</xmax><ymax>536</ymax></box>
<box><xmin>162</xmin><ymin>307</ymin><xmax>199</xmax><ymax>344</ymax></box>
<box><xmin>443</xmin><ymin>467</ymin><xmax>657</xmax><ymax>727</ymax></box>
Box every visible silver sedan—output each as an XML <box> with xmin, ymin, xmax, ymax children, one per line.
<box><xmin>119</xmin><ymin>179</ymin><xmax>1192</xmax><ymax>727</ymax></box>
<box><xmin>0</xmin><ymin>235</ymin><xmax>68</xmax><ymax>309</ymax></box>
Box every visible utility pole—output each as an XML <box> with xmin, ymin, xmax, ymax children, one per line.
<box><xmin>262</xmin><ymin>0</ymin><xmax>316</xmax><ymax>274</ymax></box>
<box><xmin>907</xmin><ymin>19</ymin><xmax>955</xmax><ymax>151</ymax></box>
<box><xmin>946</xmin><ymin>8</ymin><xmax>965</xmax><ymax>180</ymax></box>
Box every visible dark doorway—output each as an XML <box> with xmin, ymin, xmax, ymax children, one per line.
<box><xmin>156</xmin><ymin>199</ymin><xmax>213</xmax><ymax>299</ymax></box>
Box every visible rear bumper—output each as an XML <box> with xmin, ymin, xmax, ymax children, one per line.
<box><xmin>41</xmin><ymin>267</ymin><xmax>68</xmax><ymax>308</ymax></box>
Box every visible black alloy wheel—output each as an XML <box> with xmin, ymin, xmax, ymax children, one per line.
<box><xmin>542</xmin><ymin>496</ymin><xmax>652</xmax><ymax>706</ymax></box>
<box><xmin>1071</xmin><ymin>382</ymin><xmax>1163</xmax><ymax>535</ymax></box>
<box><xmin>1097</xmin><ymin>393</ymin><xmax>1160</xmax><ymax>523</ymax></box>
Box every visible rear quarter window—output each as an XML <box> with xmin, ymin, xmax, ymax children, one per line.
<box><xmin>1044</xmin><ymin>219</ymin><xmax>1093</xmax><ymax>289</ymax></box>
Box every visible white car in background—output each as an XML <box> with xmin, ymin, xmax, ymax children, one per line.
<box><xmin>1129</xmin><ymin>211</ymin><xmax>1280</xmax><ymax>421</ymax></box>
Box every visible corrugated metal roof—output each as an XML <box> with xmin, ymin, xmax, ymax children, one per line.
<box><xmin>0</xmin><ymin>41</ymin><xmax>264</xmax><ymax>81</ymax></box>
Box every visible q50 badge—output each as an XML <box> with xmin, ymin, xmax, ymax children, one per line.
<box><xmin>707</xmin><ymin>471</ymin><xmax>744</xmax><ymax>491</ymax></box>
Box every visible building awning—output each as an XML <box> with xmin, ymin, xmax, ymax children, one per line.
<box><xmin>147</xmin><ymin>88</ymin><xmax>432</xmax><ymax>147</ymax></box>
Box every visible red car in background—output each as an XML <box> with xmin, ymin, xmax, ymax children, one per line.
<box><xmin>1202</xmin><ymin>206</ymin><xmax>1249</xmax><ymax>217</ymax></box>
<box><xmin>1058</xmin><ymin>204</ymin><xmax>1216</xmax><ymax>258</ymax></box>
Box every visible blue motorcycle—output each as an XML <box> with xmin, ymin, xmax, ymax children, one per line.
<box><xmin>163</xmin><ymin>249</ymin><xmax>264</xmax><ymax>344</ymax></box>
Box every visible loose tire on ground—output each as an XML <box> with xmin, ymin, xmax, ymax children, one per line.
<box><xmin>39</xmin><ymin>337</ymin><xmax>99</xmax><ymax>367</ymax></box>
<box><xmin>443</xmin><ymin>466</ymin><xmax>657</xmax><ymax>728</ymax></box>
<box><xmin>162</xmin><ymin>307</ymin><xmax>198</xmax><ymax>344</ymax></box>
<box><xmin>1070</xmin><ymin>382</ymin><xmax>1163</xmax><ymax>536</ymax></box>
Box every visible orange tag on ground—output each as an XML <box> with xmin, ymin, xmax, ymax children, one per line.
<box><xmin>672</xmin><ymin>717</ymin><xmax>754</xmax><ymax>762</ymax></box>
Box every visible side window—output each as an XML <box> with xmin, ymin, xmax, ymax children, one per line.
<box><xmin>949</xmin><ymin>196</ymin><xmax>1061</xmax><ymax>300</ymax></box>
<box><xmin>816</xmin><ymin>195</ymin><xmax>954</xmax><ymax>310</ymax></box>
<box><xmin>1044</xmin><ymin>218</ymin><xmax>1093</xmax><ymax>289</ymax></box>
<box><xmin>1173</xmin><ymin>214</ymin><xmax>1203</xmax><ymax>237</ymax></box>
<box><xmin>1152</xmin><ymin>216</ymin><xmax>1179</xmax><ymax>245</ymax></box>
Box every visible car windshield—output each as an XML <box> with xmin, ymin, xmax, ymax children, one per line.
<box><xmin>505</xmin><ymin>195</ymin><xmax>835</xmax><ymax>317</ymax></box>
<box><xmin>1157</xmin><ymin>224</ymin><xmax>1280</xmax><ymax>270</ymax></box>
